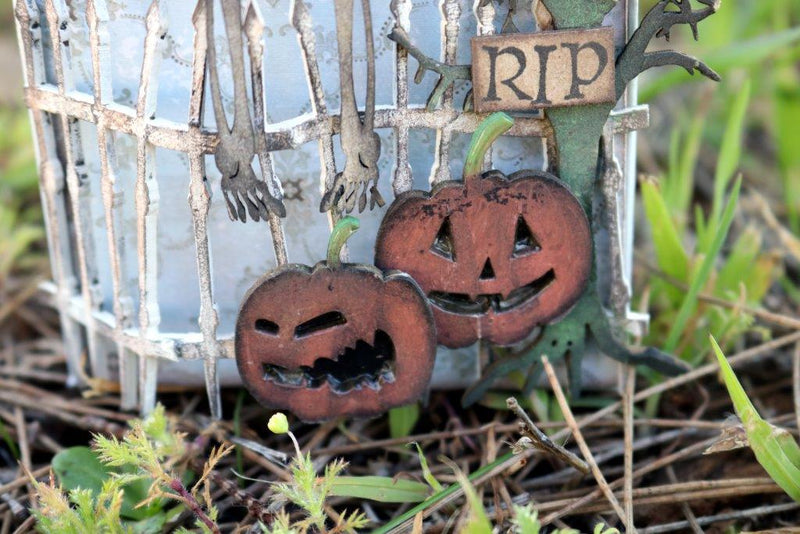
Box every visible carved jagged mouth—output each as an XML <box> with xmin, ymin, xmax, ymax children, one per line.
<box><xmin>428</xmin><ymin>269</ymin><xmax>556</xmax><ymax>314</ymax></box>
<box><xmin>262</xmin><ymin>330</ymin><xmax>396</xmax><ymax>394</ymax></box>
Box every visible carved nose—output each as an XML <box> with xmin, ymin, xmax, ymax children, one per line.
<box><xmin>479</xmin><ymin>258</ymin><xmax>496</xmax><ymax>280</ymax></box>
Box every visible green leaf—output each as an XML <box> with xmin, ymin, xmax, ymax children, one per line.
<box><xmin>641</xmin><ymin>179</ymin><xmax>689</xmax><ymax>284</ymax></box>
<box><xmin>129</xmin><ymin>512</ymin><xmax>167</xmax><ymax>534</ymax></box>
<box><xmin>410</xmin><ymin>442</ymin><xmax>443</xmax><ymax>492</ymax></box>
<box><xmin>709</xmin><ymin>81</ymin><xmax>750</xmax><ymax>237</ymax></box>
<box><xmin>388</xmin><ymin>403</ymin><xmax>419</xmax><ymax>439</ymax></box>
<box><xmin>450</xmin><ymin>463</ymin><xmax>492</xmax><ymax>534</ymax></box>
<box><xmin>52</xmin><ymin>447</ymin><xmax>112</xmax><ymax>496</ymax></box>
<box><xmin>773</xmin><ymin>56</ymin><xmax>800</xmax><ymax>231</ymax></box>
<box><xmin>328</xmin><ymin>476</ymin><xmax>430</xmax><ymax>503</ymax></box>
<box><xmin>664</xmin><ymin>110</ymin><xmax>706</xmax><ymax>222</ymax></box>
<box><xmin>664</xmin><ymin>176</ymin><xmax>741</xmax><ymax>355</ymax></box>
<box><xmin>716</xmin><ymin>227</ymin><xmax>775</xmax><ymax>304</ymax></box>
<box><xmin>52</xmin><ymin>446</ymin><xmax>162</xmax><ymax>521</ymax></box>
<box><xmin>711</xmin><ymin>335</ymin><xmax>800</xmax><ymax>502</ymax></box>
<box><xmin>119</xmin><ymin>477</ymin><xmax>162</xmax><ymax>521</ymax></box>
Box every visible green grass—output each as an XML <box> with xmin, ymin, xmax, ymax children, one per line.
<box><xmin>640</xmin><ymin>0</ymin><xmax>800</xmax><ymax>239</ymax></box>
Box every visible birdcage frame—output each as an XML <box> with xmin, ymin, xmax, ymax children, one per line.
<box><xmin>14</xmin><ymin>0</ymin><xmax>648</xmax><ymax>419</ymax></box>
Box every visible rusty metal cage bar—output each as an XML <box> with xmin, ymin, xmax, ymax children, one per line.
<box><xmin>15</xmin><ymin>0</ymin><xmax>648</xmax><ymax>419</ymax></box>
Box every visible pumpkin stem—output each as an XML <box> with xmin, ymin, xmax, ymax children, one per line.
<box><xmin>463</xmin><ymin>112</ymin><xmax>514</xmax><ymax>183</ymax></box>
<box><xmin>327</xmin><ymin>216</ymin><xmax>360</xmax><ymax>268</ymax></box>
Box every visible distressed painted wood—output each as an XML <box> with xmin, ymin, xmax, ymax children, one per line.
<box><xmin>376</xmin><ymin>114</ymin><xmax>592</xmax><ymax>348</ymax></box>
<box><xmin>471</xmin><ymin>27</ymin><xmax>615</xmax><ymax>112</ymax></box>
<box><xmin>236</xmin><ymin>218</ymin><xmax>436</xmax><ymax>422</ymax></box>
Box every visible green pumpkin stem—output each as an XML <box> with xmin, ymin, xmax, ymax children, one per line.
<box><xmin>463</xmin><ymin>112</ymin><xmax>514</xmax><ymax>183</ymax></box>
<box><xmin>326</xmin><ymin>216</ymin><xmax>360</xmax><ymax>268</ymax></box>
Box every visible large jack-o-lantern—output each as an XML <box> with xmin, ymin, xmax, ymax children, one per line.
<box><xmin>375</xmin><ymin>113</ymin><xmax>592</xmax><ymax>348</ymax></box>
<box><xmin>235</xmin><ymin>217</ymin><xmax>436</xmax><ymax>421</ymax></box>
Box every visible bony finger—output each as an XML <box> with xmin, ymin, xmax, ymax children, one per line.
<box><xmin>358</xmin><ymin>189</ymin><xmax>367</xmax><ymax>212</ymax></box>
<box><xmin>223</xmin><ymin>190</ymin><xmax>239</xmax><ymax>221</ymax></box>
<box><xmin>234</xmin><ymin>194</ymin><xmax>247</xmax><ymax>222</ymax></box>
<box><xmin>370</xmin><ymin>185</ymin><xmax>385</xmax><ymax>208</ymax></box>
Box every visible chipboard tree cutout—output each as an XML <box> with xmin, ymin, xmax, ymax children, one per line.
<box><xmin>392</xmin><ymin>0</ymin><xmax>722</xmax><ymax>404</ymax></box>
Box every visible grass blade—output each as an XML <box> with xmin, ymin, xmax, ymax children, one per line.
<box><xmin>710</xmin><ymin>335</ymin><xmax>800</xmax><ymax>502</ymax></box>
<box><xmin>641</xmin><ymin>179</ymin><xmax>689</xmax><ymax>283</ymax></box>
<box><xmin>664</xmin><ymin>176</ymin><xmax>741</xmax><ymax>355</ymax></box>
<box><xmin>444</xmin><ymin>458</ymin><xmax>492</xmax><ymax>534</ymax></box>
<box><xmin>329</xmin><ymin>476</ymin><xmax>430</xmax><ymax>503</ymax></box>
<box><xmin>710</xmin><ymin>81</ymin><xmax>750</xmax><ymax>235</ymax></box>
<box><xmin>388</xmin><ymin>404</ymin><xmax>420</xmax><ymax>439</ymax></box>
<box><xmin>370</xmin><ymin>452</ymin><xmax>516</xmax><ymax>534</ymax></box>
<box><xmin>410</xmin><ymin>442</ymin><xmax>443</xmax><ymax>492</ymax></box>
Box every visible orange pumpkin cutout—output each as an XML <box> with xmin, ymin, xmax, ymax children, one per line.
<box><xmin>375</xmin><ymin>113</ymin><xmax>592</xmax><ymax>348</ymax></box>
<box><xmin>235</xmin><ymin>218</ymin><xmax>436</xmax><ymax>421</ymax></box>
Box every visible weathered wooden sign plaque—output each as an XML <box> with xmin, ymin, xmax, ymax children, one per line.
<box><xmin>471</xmin><ymin>27</ymin><xmax>616</xmax><ymax>112</ymax></box>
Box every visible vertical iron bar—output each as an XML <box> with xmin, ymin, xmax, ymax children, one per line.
<box><xmin>429</xmin><ymin>0</ymin><xmax>460</xmax><ymax>185</ymax></box>
<box><xmin>390</xmin><ymin>0</ymin><xmax>412</xmax><ymax>195</ymax></box>
<box><xmin>135</xmin><ymin>0</ymin><xmax>167</xmax><ymax>415</ymax></box>
<box><xmin>13</xmin><ymin>0</ymin><xmax>84</xmax><ymax>382</ymax></box>
<box><xmin>291</xmin><ymin>0</ymin><xmax>339</xmax><ymax>227</ymax></box>
<box><xmin>244</xmin><ymin>1</ymin><xmax>289</xmax><ymax>266</ymax></box>
<box><xmin>623</xmin><ymin>0</ymin><xmax>639</xmax><ymax>315</ymax></box>
<box><xmin>44</xmin><ymin>0</ymin><xmax>106</xmax><ymax>379</ymax></box>
<box><xmin>189</xmin><ymin>0</ymin><xmax>223</xmax><ymax>420</ymax></box>
<box><xmin>86</xmin><ymin>0</ymin><xmax>138</xmax><ymax>406</ymax></box>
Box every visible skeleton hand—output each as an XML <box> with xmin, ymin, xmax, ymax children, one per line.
<box><xmin>321</xmin><ymin>127</ymin><xmax>383</xmax><ymax>213</ymax></box>
<box><xmin>207</xmin><ymin>0</ymin><xmax>285</xmax><ymax>223</ymax></box>
<box><xmin>320</xmin><ymin>0</ymin><xmax>384</xmax><ymax>214</ymax></box>
<box><xmin>216</xmin><ymin>146</ymin><xmax>285</xmax><ymax>222</ymax></box>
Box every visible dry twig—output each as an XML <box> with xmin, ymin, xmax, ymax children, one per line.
<box><xmin>541</xmin><ymin>356</ymin><xmax>628</xmax><ymax>529</ymax></box>
<box><xmin>623</xmin><ymin>365</ymin><xmax>636</xmax><ymax>533</ymax></box>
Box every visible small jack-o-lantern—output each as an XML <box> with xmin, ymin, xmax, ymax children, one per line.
<box><xmin>235</xmin><ymin>217</ymin><xmax>436</xmax><ymax>421</ymax></box>
<box><xmin>375</xmin><ymin>113</ymin><xmax>592</xmax><ymax>348</ymax></box>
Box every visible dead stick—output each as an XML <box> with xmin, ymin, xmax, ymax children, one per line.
<box><xmin>315</xmin><ymin>419</ymin><xmax>733</xmax><ymax>458</ymax></box>
<box><xmin>0</xmin><ymin>466</ymin><xmax>49</xmax><ymax>496</ymax></box>
<box><xmin>0</xmin><ymin>391</ymin><xmax>126</xmax><ymax>436</ymax></box>
<box><xmin>558</xmin><ymin>484</ymin><xmax>782</xmax><ymax>515</ymax></box>
<box><xmin>537</xmin><ymin>476</ymin><xmax>777</xmax><ymax>512</ymax></box>
<box><xmin>548</xmin><ymin>330</ymin><xmax>800</xmax><ymax>446</ymax></box>
<box><xmin>506</xmin><ymin>397</ymin><xmax>588</xmax><ymax>474</ymax></box>
<box><xmin>642</xmin><ymin>258</ymin><xmax>800</xmax><ymax>330</ymax></box>
<box><xmin>666</xmin><ymin>465</ymin><xmax>703</xmax><ymax>534</ymax></box>
<box><xmin>10</xmin><ymin>514</ymin><xmax>35</xmax><ymax>534</ymax></box>
<box><xmin>541</xmin><ymin>356</ymin><xmax>627</xmax><ymax>528</ymax></box>
<box><xmin>13</xmin><ymin>409</ymin><xmax>32</xmax><ymax>507</ymax></box>
<box><xmin>542</xmin><ymin>437</ymin><xmax>715</xmax><ymax>524</ymax></box>
<box><xmin>639</xmin><ymin>502</ymin><xmax>800</xmax><ymax>534</ymax></box>
<box><xmin>623</xmin><ymin>366</ymin><xmax>636</xmax><ymax>532</ymax></box>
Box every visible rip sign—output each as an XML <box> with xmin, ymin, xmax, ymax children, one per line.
<box><xmin>471</xmin><ymin>27</ymin><xmax>616</xmax><ymax>112</ymax></box>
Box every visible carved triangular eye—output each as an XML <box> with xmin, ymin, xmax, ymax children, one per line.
<box><xmin>513</xmin><ymin>216</ymin><xmax>541</xmax><ymax>256</ymax></box>
<box><xmin>430</xmin><ymin>216</ymin><xmax>456</xmax><ymax>261</ymax></box>
<box><xmin>480</xmin><ymin>258</ymin><xmax>495</xmax><ymax>280</ymax></box>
